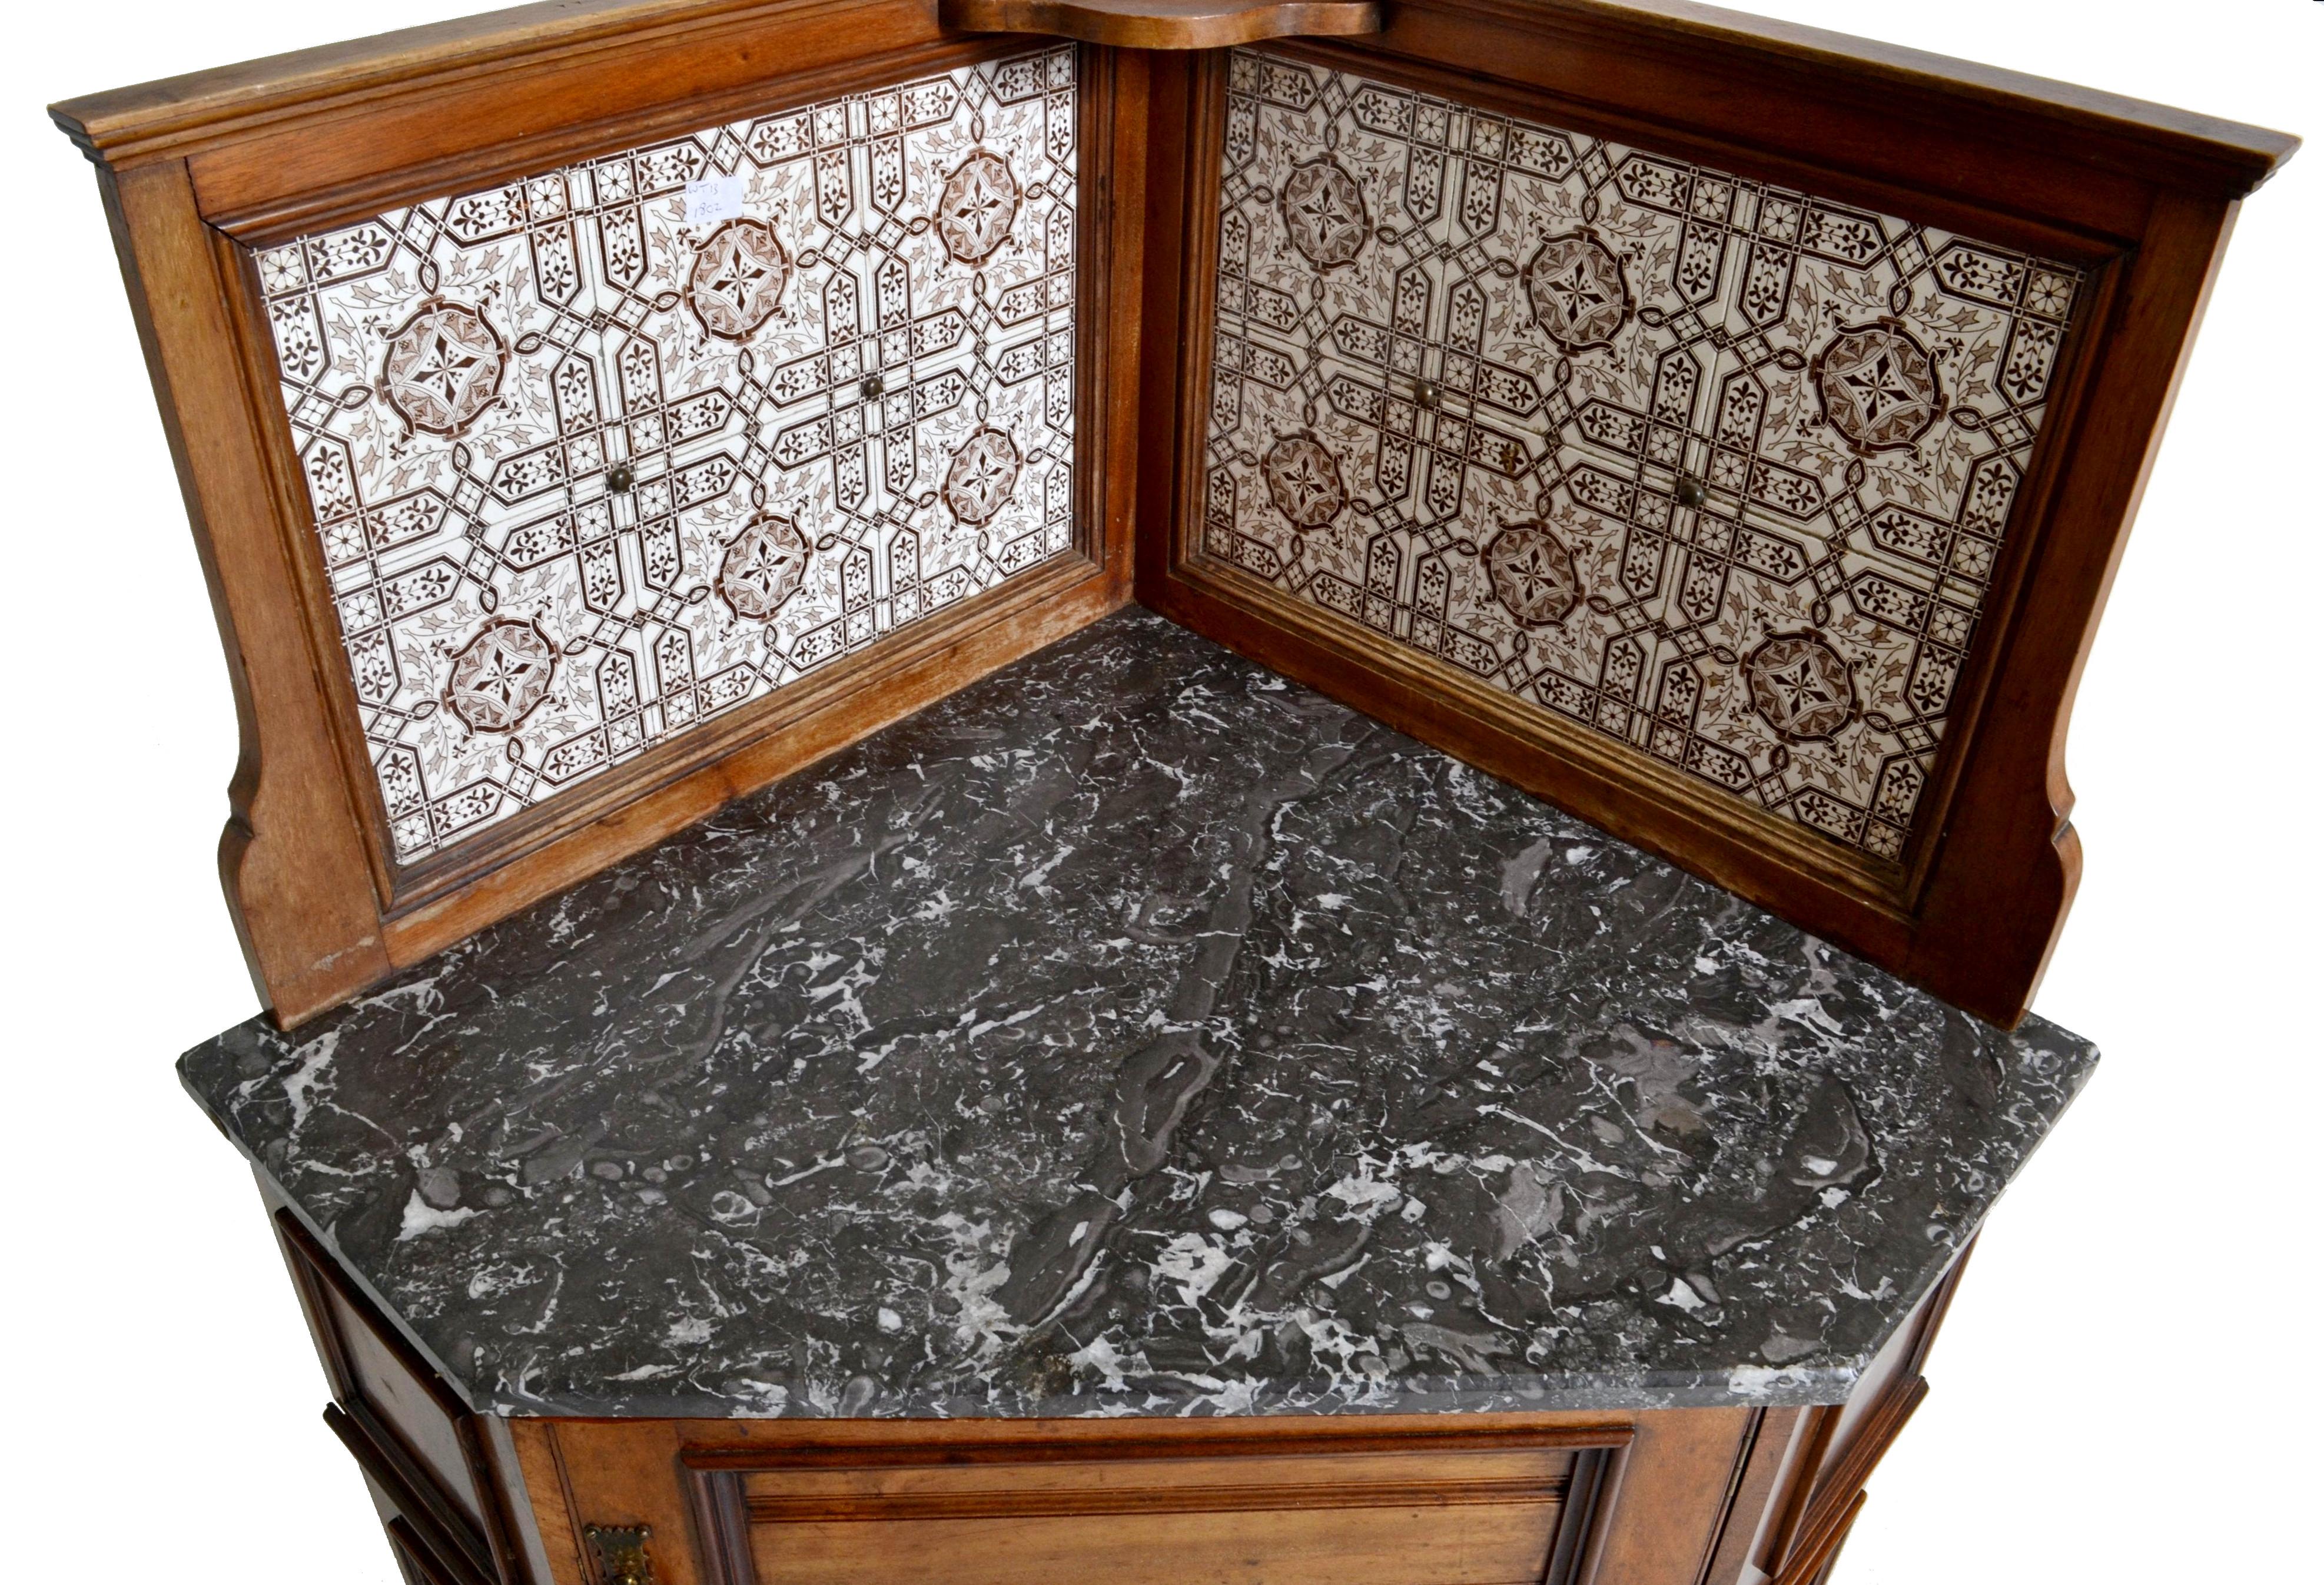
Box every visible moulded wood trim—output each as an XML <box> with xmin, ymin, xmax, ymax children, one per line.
<box><xmin>178</xmin><ymin>11</ymin><xmax>985</xmax><ymax>238</ymax></box>
<box><xmin>192</xmin><ymin>29</ymin><xmax>1019</xmax><ymax>245</ymax></box>
<box><xmin>262</xmin><ymin>1184</ymin><xmax>482</xmax><ymax>1420</ymax></box>
<box><xmin>941</xmin><ymin>0</ymin><xmax>1382</xmax><ymax>49</ymax></box>
<box><xmin>384</xmin><ymin>1515</ymin><xmax>474</xmax><ymax>1585</ymax></box>
<box><xmin>52</xmin><ymin>0</ymin><xmax>921</xmax><ymax>165</ymax></box>
<box><xmin>1791</xmin><ymin>1377</ymin><xmax>1927</xmax><ymax>1559</ymax></box>
<box><xmin>1269</xmin><ymin>34</ymin><xmax>2147</xmax><ymax>261</ymax></box>
<box><xmin>690</xmin><ymin>1463</ymin><xmax>758</xmax><ymax>1585</ymax></box>
<box><xmin>327</xmin><ymin>1402</ymin><xmax>502</xmax><ymax>1585</ymax></box>
<box><xmin>1688</xmin><ymin>1408</ymin><xmax>1805</xmax><ymax>1585</ymax></box>
<box><xmin>539</xmin><ymin>1410</ymin><xmax>1743</xmax><ymax>1585</ymax></box>
<box><xmin>738</xmin><ymin>1475</ymin><xmax>1574</xmax><ymax>1521</ymax></box>
<box><xmin>1769</xmin><ymin>1489</ymin><xmax>1866</xmax><ymax>1585</ymax></box>
<box><xmin>327</xmin><ymin>1404</ymin><xmax>502</xmax><ymax>1585</ymax></box>
<box><xmin>1554</xmin><ymin>1443</ymin><xmax>1626</xmax><ymax>1585</ymax></box>
<box><xmin>1395</xmin><ymin>0</ymin><xmax>2296</xmax><ymax>201</ymax></box>
<box><xmin>270</xmin><ymin>1196</ymin><xmax>363</xmax><ymax>1409</ymax></box>
<box><xmin>1748</xmin><ymin>1249</ymin><xmax>1972</xmax><ymax>1585</ymax></box>
<box><xmin>49</xmin><ymin>0</ymin><xmax>2294</xmax><ymax>198</ymax></box>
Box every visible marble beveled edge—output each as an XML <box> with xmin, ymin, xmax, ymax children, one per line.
<box><xmin>176</xmin><ymin>1021</ymin><xmax>2103</xmax><ymax>1423</ymax></box>
<box><xmin>467</xmin><ymin>1361</ymin><xmax>1881</xmax><ymax>1419</ymax></box>
<box><xmin>178</xmin><ymin>1052</ymin><xmax>505</xmax><ymax>1416</ymax></box>
<box><xmin>175</xmin><ymin>1048</ymin><xmax>1898</xmax><ymax>1423</ymax></box>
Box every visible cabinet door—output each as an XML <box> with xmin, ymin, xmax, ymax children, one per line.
<box><xmin>275</xmin><ymin>1211</ymin><xmax>512</xmax><ymax>1585</ymax></box>
<box><xmin>685</xmin><ymin>1429</ymin><xmax>1624</xmax><ymax>1585</ymax></box>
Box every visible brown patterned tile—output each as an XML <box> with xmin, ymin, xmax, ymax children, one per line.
<box><xmin>1203</xmin><ymin>49</ymin><xmax>2081</xmax><ymax>861</ymax></box>
<box><xmin>261</xmin><ymin>48</ymin><xmax>1080</xmax><ymax>862</ymax></box>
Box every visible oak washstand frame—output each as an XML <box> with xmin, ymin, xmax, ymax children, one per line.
<box><xmin>51</xmin><ymin>2</ymin><xmax>2293</xmax><ymax>1583</ymax></box>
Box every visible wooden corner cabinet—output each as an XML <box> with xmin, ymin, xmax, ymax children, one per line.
<box><xmin>53</xmin><ymin>2</ymin><xmax>2290</xmax><ymax>1583</ymax></box>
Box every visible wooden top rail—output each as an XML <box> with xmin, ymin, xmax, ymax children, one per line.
<box><xmin>52</xmin><ymin>0</ymin><xmax>2293</xmax><ymax>195</ymax></box>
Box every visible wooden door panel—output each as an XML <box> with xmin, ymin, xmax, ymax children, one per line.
<box><xmin>686</xmin><ymin>1431</ymin><xmax>1627</xmax><ymax>1585</ymax></box>
<box><xmin>746</xmin><ymin>1504</ymin><xmax>1561</xmax><ymax>1585</ymax></box>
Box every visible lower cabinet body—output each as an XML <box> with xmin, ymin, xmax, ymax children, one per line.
<box><xmin>271</xmin><ymin>1206</ymin><xmax>1959</xmax><ymax>1585</ymax></box>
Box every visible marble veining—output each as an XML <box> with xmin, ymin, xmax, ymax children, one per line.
<box><xmin>181</xmin><ymin>608</ymin><xmax>2094</xmax><ymax>1418</ymax></box>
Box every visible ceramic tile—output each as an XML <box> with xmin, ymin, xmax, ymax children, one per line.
<box><xmin>1204</xmin><ymin>49</ymin><xmax>2081</xmax><ymax>860</ymax></box>
<box><xmin>260</xmin><ymin>47</ymin><xmax>1079</xmax><ymax>862</ymax></box>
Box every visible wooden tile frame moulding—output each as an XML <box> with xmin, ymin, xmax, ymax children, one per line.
<box><xmin>54</xmin><ymin>0</ymin><xmax>2296</xmax><ymax>1029</ymax></box>
<box><xmin>1130</xmin><ymin>3</ymin><xmax>2298</xmax><ymax>1026</ymax></box>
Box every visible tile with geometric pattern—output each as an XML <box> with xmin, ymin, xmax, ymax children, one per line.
<box><xmin>1202</xmin><ymin>48</ymin><xmax>2081</xmax><ymax>861</ymax></box>
<box><xmin>258</xmin><ymin>47</ymin><xmax>1078</xmax><ymax>863</ymax></box>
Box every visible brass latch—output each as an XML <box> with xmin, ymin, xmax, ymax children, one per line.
<box><xmin>583</xmin><ymin>1523</ymin><xmax>655</xmax><ymax>1585</ymax></box>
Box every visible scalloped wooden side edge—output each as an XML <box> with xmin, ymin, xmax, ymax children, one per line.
<box><xmin>939</xmin><ymin>0</ymin><xmax>1381</xmax><ymax>49</ymax></box>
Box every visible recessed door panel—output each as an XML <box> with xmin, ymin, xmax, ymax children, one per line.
<box><xmin>689</xmin><ymin>1437</ymin><xmax>1621</xmax><ymax>1585</ymax></box>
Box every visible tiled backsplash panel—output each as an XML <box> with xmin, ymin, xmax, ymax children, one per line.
<box><xmin>1202</xmin><ymin>49</ymin><xmax>2082</xmax><ymax>861</ymax></box>
<box><xmin>260</xmin><ymin>47</ymin><xmax>1078</xmax><ymax>863</ymax></box>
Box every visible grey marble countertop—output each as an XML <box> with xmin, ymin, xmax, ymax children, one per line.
<box><xmin>182</xmin><ymin>608</ymin><xmax>2096</xmax><ymax>1420</ymax></box>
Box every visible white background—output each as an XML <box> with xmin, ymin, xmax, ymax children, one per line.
<box><xmin>6</xmin><ymin>3</ymin><xmax>2315</xmax><ymax>1580</ymax></box>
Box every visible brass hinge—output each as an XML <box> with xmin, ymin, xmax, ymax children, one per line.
<box><xmin>583</xmin><ymin>1523</ymin><xmax>655</xmax><ymax>1585</ymax></box>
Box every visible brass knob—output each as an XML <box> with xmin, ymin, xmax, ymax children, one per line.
<box><xmin>1673</xmin><ymin>473</ymin><xmax>1706</xmax><ymax>509</ymax></box>
<box><xmin>1411</xmin><ymin>377</ymin><xmax>1440</xmax><ymax>409</ymax></box>
<box><xmin>606</xmin><ymin>462</ymin><xmax>635</xmax><ymax>494</ymax></box>
<box><xmin>861</xmin><ymin>372</ymin><xmax>886</xmax><ymax>400</ymax></box>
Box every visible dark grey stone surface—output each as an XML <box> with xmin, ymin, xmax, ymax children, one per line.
<box><xmin>181</xmin><ymin>608</ymin><xmax>2096</xmax><ymax>1420</ymax></box>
